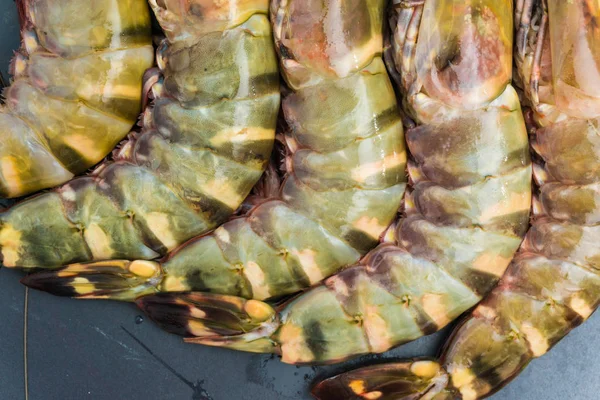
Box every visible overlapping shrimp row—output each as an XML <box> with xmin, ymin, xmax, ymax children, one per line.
<box><xmin>312</xmin><ymin>1</ymin><xmax>600</xmax><ymax>399</ymax></box>
<box><xmin>22</xmin><ymin>0</ymin><xmax>407</xmax><ymax>305</ymax></box>
<box><xmin>0</xmin><ymin>0</ymin><xmax>153</xmax><ymax>199</ymax></box>
<box><xmin>126</xmin><ymin>0</ymin><xmax>531</xmax><ymax>366</ymax></box>
<box><xmin>0</xmin><ymin>0</ymin><xmax>279</xmax><ymax>268</ymax></box>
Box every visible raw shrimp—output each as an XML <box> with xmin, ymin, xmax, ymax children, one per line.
<box><xmin>1</xmin><ymin>0</ymin><xmax>280</xmax><ymax>268</ymax></box>
<box><xmin>313</xmin><ymin>1</ymin><xmax>600</xmax><ymax>399</ymax></box>
<box><xmin>22</xmin><ymin>0</ymin><xmax>407</xmax><ymax>306</ymax></box>
<box><xmin>125</xmin><ymin>0</ymin><xmax>530</xmax><ymax>367</ymax></box>
<box><xmin>0</xmin><ymin>0</ymin><xmax>154</xmax><ymax>198</ymax></box>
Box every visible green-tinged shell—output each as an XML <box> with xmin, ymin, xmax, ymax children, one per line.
<box><xmin>2</xmin><ymin>1</ymin><xmax>280</xmax><ymax>268</ymax></box>
<box><xmin>95</xmin><ymin>0</ymin><xmax>531</xmax><ymax>367</ymax></box>
<box><xmin>166</xmin><ymin>0</ymin><xmax>530</xmax><ymax>366</ymax></box>
<box><xmin>330</xmin><ymin>2</ymin><xmax>600</xmax><ymax>399</ymax></box>
<box><xmin>0</xmin><ymin>0</ymin><xmax>154</xmax><ymax>198</ymax></box>
<box><xmin>155</xmin><ymin>0</ymin><xmax>408</xmax><ymax>299</ymax></box>
<box><xmin>23</xmin><ymin>0</ymin><xmax>407</xmax><ymax>305</ymax></box>
<box><xmin>441</xmin><ymin>2</ymin><xmax>600</xmax><ymax>398</ymax></box>
<box><xmin>26</xmin><ymin>0</ymin><xmax>532</xmax><ymax>369</ymax></box>
<box><xmin>258</xmin><ymin>0</ymin><xmax>531</xmax><ymax>365</ymax></box>
<box><xmin>313</xmin><ymin>360</ymin><xmax>455</xmax><ymax>400</ymax></box>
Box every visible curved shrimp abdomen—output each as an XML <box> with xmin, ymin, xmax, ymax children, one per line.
<box><xmin>0</xmin><ymin>1</ymin><xmax>280</xmax><ymax>268</ymax></box>
<box><xmin>441</xmin><ymin>2</ymin><xmax>600</xmax><ymax>398</ymax></box>
<box><xmin>128</xmin><ymin>0</ymin><xmax>530</xmax><ymax>367</ymax></box>
<box><xmin>313</xmin><ymin>3</ymin><xmax>600</xmax><ymax>399</ymax></box>
<box><xmin>21</xmin><ymin>0</ymin><xmax>407</xmax><ymax>303</ymax></box>
<box><xmin>0</xmin><ymin>0</ymin><xmax>154</xmax><ymax>198</ymax></box>
<box><xmin>155</xmin><ymin>0</ymin><xmax>407</xmax><ymax>298</ymax></box>
<box><xmin>262</xmin><ymin>0</ymin><xmax>532</xmax><ymax>364</ymax></box>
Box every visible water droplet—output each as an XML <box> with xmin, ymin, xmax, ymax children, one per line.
<box><xmin>135</xmin><ymin>315</ymin><xmax>144</xmax><ymax>324</ymax></box>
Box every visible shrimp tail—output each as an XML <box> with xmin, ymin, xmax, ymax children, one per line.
<box><xmin>21</xmin><ymin>260</ymin><xmax>163</xmax><ymax>301</ymax></box>
<box><xmin>137</xmin><ymin>292</ymin><xmax>279</xmax><ymax>354</ymax></box>
<box><xmin>313</xmin><ymin>359</ymin><xmax>454</xmax><ymax>400</ymax></box>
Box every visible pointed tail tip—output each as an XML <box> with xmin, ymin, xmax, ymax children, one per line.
<box><xmin>311</xmin><ymin>375</ymin><xmax>358</xmax><ymax>400</ymax></box>
<box><xmin>312</xmin><ymin>360</ymin><xmax>450</xmax><ymax>400</ymax></box>
<box><xmin>137</xmin><ymin>292</ymin><xmax>279</xmax><ymax>353</ymax></box>
<box><xmin>135</xmin><ymin>293</ymin><xmax>201</xmax><ymax>337</ymax></box>
<box><xmin>21</xmin><ymin>260</ymin><xmax>162</xmax><ymax>301</ymax></box>
<box><xmin>21</xmin><ymin>271</ymin><xmax>80</xmax><ymax>297</ymax></box>
<box><xmin>137</xmin><ymin>292</ymin><xmax>277</xmax><ymax>338</ymax></box>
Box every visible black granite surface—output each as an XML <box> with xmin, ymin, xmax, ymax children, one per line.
<box><xmin>1</xmin><ymin>2</ymin><xmax>599</xmax><ymax>399</ymax></box>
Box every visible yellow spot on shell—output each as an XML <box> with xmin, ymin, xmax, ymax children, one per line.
<box><xmin>24</xmin><ymin>34</ymin><xmax>38</xmax><ymax>54</ymax></box>
<box><xmin>520</xmin><ymin>322</ymin><xmax>549</xmax><ymax>357</ymax></box>
<box><xmin>129</xmin><ymin>260</ymin><xmax>160</xmax><ymax>278</ymax></box>
<box><xmin>459</xmin><ymin>384</ymin><xmax>478</xmax><ymax>400</ymax></box>
<box><xmin>0</xmin><ymin>224</ymin><xmax>22</xmax><ymax>267</ymax></box>
<box><xmin>570</xmin><ymin>296</ymin><xmax>594</xmax><ymax>319</ymax></box>
<box><xmin>151</xmin><ymin>81</ymin><xmax>165</xmax><ymax>99</ymax></box>
<box><xmin>531</xmin><ymin>196</ymin><xmax>545</xmax><ymax>217</ymax></box>
<box><xmin>97</xmin><ymin>84</ymin><xmax>140</xmax><ymax>100</ymax></box>
<box><xmin>353</xmin><ymin>216</ymin><xmax>386</xmax><ymax>240</ymax></box>
<box><xmin>351</xmin><ymin>153</ymin><xmax>406</xmax><ymax>183</ymax></box>
<box><xmin>363</xmin><ymin>392</ymin><xmax>382</xmax><ymax>400</ymax></box>
<box><xmin>187</xmin><ymin>320</ymin><xmax>212</xmax><ymax>337</ymax></box>
<box><xmin>244</xmin><ymin>300</ymin><xmax>275</xmax><ymax>322</ymax></box>
<box><xmin>72</xmin><ymin>277</ymin><xmax>96</xmax><ymax>295</ymax></box>
<box><xmin>363</xmin><ymin>306</ymin><xmax>392</xmax><ymax>353</ymax></box>
<box><xmin>381</xmin><ymin>223</ymin><xmax>397</xmax><ymax>243</ymax></box>
<box><xmin>407</xmin><ymin>160</ymin><xmax>425</xmax><ymax>183</ymax></box>
<box><xmin>146</xmin><ymin>212</ymin><xmax>178</xmax><ymax>250</ymax></box>
<box><xmin>14</xmin><ymin>56</ymin><xmax>27</xmax><ymax>76</ymax></box>
<box><xmin>480</xmin><ymin>191</ymin><xmax>531</xmax><ymax>223</ymax></box>
<box><xmin>63</xmin><ymin>134</ymin><xmax>106</xmax><ymax>163</ymax></box>
<box><xmin>1</xmin><ymin>156</ymin><xmax>23</xmax><ymax>197</ymax></box>
<box><xmin>84</xmin><ymin>223</ymin><xmax>114</xmax><ymax>260</ymax></box>
<box><xmin>532</xmin><ymin>163</ymin><xmax>550</xmax><ymax>185</ymax></box>
<box><xmin>161</xmin><ymin>276</ymin><xmax>190</xmax><ymax>292</ymax></box>
<box><xmin>421</xmin><ymin>293</ymin><xmax>451</xmax><ymax>327</ymax></box>
<box><xmin>201</xmin><ymin>179</ymin><xmax>244</xmax><ymax>210</ymax></box>
<box><xmin>290</xmin><ymin>249</ymin><xmax>323</xmax><ymax>284</ymax></box>
<box><xmin>403</xmin><ymin>191</ymin><xmax>416</xmax><ymax>214</ymax></box>
<box><xmin>410</xmin><ymin>361</ymin><xmax>440</xmax><ymax>379</ymax></box>
<box><xmin>279</xmin><ymin>324</ymin><xmax>314</xmax><ymax>364</ymax></box>
<box><xmin>476</xmin><ymin>305</ymin><xmax>497</xmax><ymax>320</ymax></box>
<box><xmin>450</xmin><ymin>366</ymin><xmax>476</xmax><ymax>388</ymax></box>
<box><xmin>90</xmin><ymin>26</ymin><xmax>109</xmax><ymax>46</ymax></box>
<box><xmin>210</xmin><ymin>127</ymin><xmax>274</xmax><ymax>146</ymax></box>
<box><xmin>189</xmin><ymin>307</ymin><xmax>207</xmax><ymax>319</ymax></box>
<box><xmin>471</xmin><ymin>252</ymin><xmax>512</xmax><ymax>277</ymax></box>
<box><xmin>349</xmin><ymin>380</ymin><xmax>365</xmax><ymax>394</ymax></box>
<box><xmin>244</xmin><ymin>261</ymin><xmax>271</xmax><ymax>300</ymax></box>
